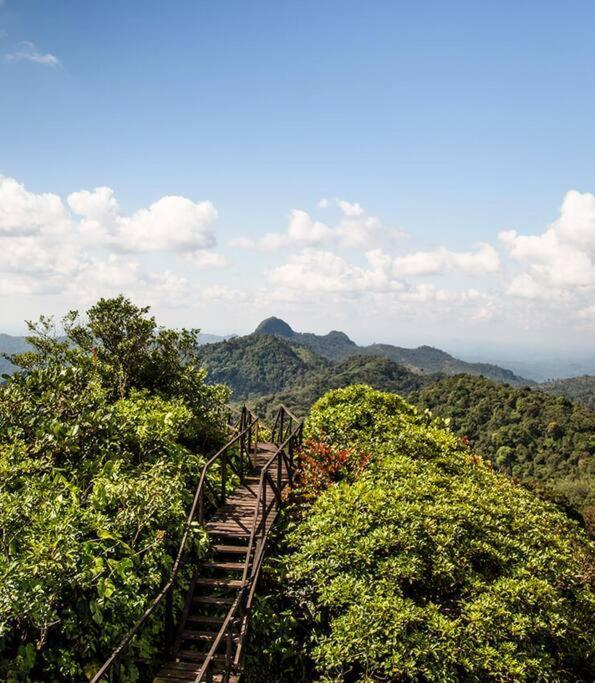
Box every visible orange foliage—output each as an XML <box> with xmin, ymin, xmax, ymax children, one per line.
<box><xmin>292</xmin><ymin>439</ymin><xmax>370</xmax><ymax>501</ymax></box>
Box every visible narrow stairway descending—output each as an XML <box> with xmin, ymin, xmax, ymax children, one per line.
<box><xmin>92</xmin><ymin>405</ymin><xmax>302</xmax><ymax>683</ymax></box>
<box><xmin>154</xmin><ymin>442</ymin><xmax>288</xmax><ymax>682</ymax></box>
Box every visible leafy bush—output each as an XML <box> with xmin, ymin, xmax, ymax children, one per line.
<box><xmin>0</xmin><ymin>297</ymin><xmax>229</xmax><ymax>680</ymax></box>
<box><xmin>284</xmin><ymin>385</ymin><xmax>595</xmax><ymax>681</ymax></box>
<box><xmin>293</xmin><ymin>440</ymin><xmax>370</xmax><ymax>502</ymax></box>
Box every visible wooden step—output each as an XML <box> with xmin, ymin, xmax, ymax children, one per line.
<box><xmin>154</xmin><ymin>660</ymin><xmax>205</xmax><ymax>681</ymax></box>
<box><xmin>257</xmin><ymin>441</ymin><xmax>277</xmax><ymax>451</ymax></box>
<box><xmin>155</xmin><ymin>670</ymin><xmax>231</xmax><ymax>683</ymax></box>
<box><xmin>203</xmin><ymin>561</ymin><xmax>245</xmax><ymax>571</ymax></box>
<box><xmin>193</xmin><ymin>595</ymin><xmax>234</xmax><ymax>606</ymax></box>
<box><xmin>213</xmin><ymin>544</ymin><xmax>249</xmax><ymax>555</ymax></box>
<box><xmin>176</xmin><ymin>650</ymin><xmax>227</xmax><ymax>663</ymax></box>
<box><xmin>209</xmin><ymin>530</ymin><xmax>251</xmax><ymax>539</ymax></box>
<box><xmin>186</xmin><ymin>615</ymin><xmax>224</xmax><ymax>625</ymax></box>
<box><xmin>194</xmin><ymin>577</ymin><xmax>243</xmax><ymax>589</ymax></box>
<box><xmin>181</xmin><ymin>630</ymin><xmax>230</xmax><ymax>642</ymax></box>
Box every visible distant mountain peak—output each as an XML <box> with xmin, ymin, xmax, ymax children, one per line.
<box><xmin>325</xmin><ymin>330</ymin><xmax>356</xmax><ymax>344</ymax></box>
<box><xmin>254</xmin><ymin>316</ymin><xmax>295</xmax><ymax>338</ymax></box>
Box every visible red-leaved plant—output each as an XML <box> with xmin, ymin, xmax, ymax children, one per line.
<box><xmin>291</xmin><ymin>439</ymin><xmax>370</xmax><ymax>502</ymax></box>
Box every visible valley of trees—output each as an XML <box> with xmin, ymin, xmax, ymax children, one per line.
<box><xmin>197</xmin><ymin>329</ymin><xmax>595</xmax><ymax>530</ymax></box>
<box><xmin>1</xmin><ymin>300</ymin><xmax>594</xmax><ymax>681</ymax></box>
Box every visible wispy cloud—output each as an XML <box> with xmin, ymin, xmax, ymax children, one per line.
<box><xmin>5</xmin><ymin>41</ymin><xmax>60</xmax><ymax>66</ymax></box>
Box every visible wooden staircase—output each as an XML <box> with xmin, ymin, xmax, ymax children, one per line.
<box><xmin>92</xmin><ymin>406</ymin><xmax>302</xmax><ymax>683</ymax></box>
<box><xmin>154</xmin><ymin>443</ymin><xmax>286</xmax><ymax>682</ymax></box>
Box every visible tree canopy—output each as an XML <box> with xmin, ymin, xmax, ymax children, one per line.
<box><xmin>0</xmin><ymin>296</ymin><xmax>229</xmax><ymax>680</ymax></box>
<box><xmin>281</xmin><ymin>386</ymin><xmax>595</xmax><ymax>681</ymax></box>
<box><xmin>412</xmin><ymin>375</ymin><xmax>595</xmax><ymax>524</ymax></box>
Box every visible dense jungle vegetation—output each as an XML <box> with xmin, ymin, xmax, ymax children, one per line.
<box><xmin>0</xmin><ymin>297</ymin><xmax>229</xmax><ymax>680</ymax></box>
<box><xmin>246</xmin><ymin>386</ymin><xmax>595</xmax><ymax>682</ymax></box>
<box><xmin>412</xmin><ymin>375</ymin><xmax>595</xmax><ymax>526</ymax></box>
<box><xmin>541</xmin><ymin>374</ymin><xmax>595</xmax><ymax>410</ymax></box>
<box><xmin>1</xmin><ymin>302</ymin><xmax>594</xmax><ymax>681</ymax></box>
<box><xmin>199</xmin><ymin>332</ymin><xmax>594</xmax><ymax>528</ymax></box>
<box><xmin>251</xmin><ymin>355</ymin><xmax>437</xmax><ymax>419</ymax></box>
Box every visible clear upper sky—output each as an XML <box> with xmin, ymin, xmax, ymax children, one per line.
<box><xmin>1</xmin><ymin>1</ymin><xmax>594</xmax><ymax>356</ymax></box>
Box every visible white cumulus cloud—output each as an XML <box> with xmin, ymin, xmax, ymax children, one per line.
<box><xmin>500</xmin><ymin>189</ymin><xmax>595</xmax><ymax>298</ymax></box>
<box><xmin>0</xmin><ymin>175</ymin><xmax>226</xmax><ymax>302</ymax></box>
<box><xmin>393</xmin><ymin>243</ymin><xmax>500</xmax><ymax>277</ymax></box>
<box><xmin>231</xmin><ymin>198</ymin><xmax>381</xmax><ymax>251</ymax></box>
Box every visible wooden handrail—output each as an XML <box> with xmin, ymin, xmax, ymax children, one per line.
<box><xmin>196</xmin><ymin>407</ymin><xmax>304</xmax><ymax>682</ymax></box>
<box><xmin>94</xmin><ymin>404</ymin><xmax>301</xmax><ymax>683</ymax></box>
<box><xmin>91</xmin><ymin>407</ymin><xmax>259</xmax><ymax>683</ymax></box>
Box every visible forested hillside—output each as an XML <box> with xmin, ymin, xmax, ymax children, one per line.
<box><xmin>541</xmin><ymin>375</ymin><xmax>595</xmax><ymax>410</ymax></box>
<box><xmin>0</xmin><ymin>297</ymin><xmax>229</xmax><ymax>680</ymax></box>
<box><xmin>412</xmin><ymin>375</ymin><xmax>595</xmax><ymax>524</ymax></box>
<box><xmin>251</xmin><ymin>354</ymin><xmax>437</xmax><ymax>418</ymax></box>
<box><xmin>200</xmin><ymin>333</ymin><xmax>328</xmax><ymax>399</ymax></box>
<box><xmin>246</xmin><ymin>386</ymin><xmax>595</xmax><ymax>682</ymax></box>
<box><xmin>200</xmin><ymin>327</ymin><xmax>594</xmax><ymax>529</ymax></box>
<box><xmin>253</xmin><ymin>316</ymin><xmax>530</xmax><ymax>385</ymax></box>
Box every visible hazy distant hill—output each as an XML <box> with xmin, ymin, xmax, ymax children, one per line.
<box><xmin>254</xmin><ymin>317</ymin><xmax>530</xmax><ymax>385</ymax></box>
<box><xmin>0</xmin><ymin>331</ymin><xmax>231</xmax><ymax>378</ymax></box>
<box><xmin>0</xmin><ymin>334</ymin><xmax>30</xmax><ymax>376</ymax></box>
<box><xmin>541</xmin><ymin>375</ymin><xmax>595</xmax><ymax>410</ymax></box>
<box><xmin>197</xmin><ymin>332</ymin><xmax>234</xmax><ymax>345</ymax></box>
<box><xmin>466</xmin><ymin>356</ymin><xmax>595</xmax><ymax>382</ymax></box>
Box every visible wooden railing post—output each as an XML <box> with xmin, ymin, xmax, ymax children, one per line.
<box><xmin>225</xmin><ymin>627</ymin><xmax>233</xmax><ymax>681</ymax></box>
<box><xmin>261</xmin><ymin>479</ymin><xmax>267</xmax><ymax>538</ymax></box>
<box><xmin>279</xmin><ymin>409</ymin><xmax>285</xmax><ymax>444</ymax></box>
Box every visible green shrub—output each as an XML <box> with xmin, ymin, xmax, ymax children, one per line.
<box><xmin>284</xmin><ymin>385</ymin><xmax>595</xmax><ymax>681</ymax></box>
<box><xmin>0</xmin><ymin>297</ymin><xmax>229</xmax><ymax>680</ymax></box>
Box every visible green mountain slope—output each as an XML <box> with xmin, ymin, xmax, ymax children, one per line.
<box><xmin>251</xmin><ymin>354</ymin><xmax>437</xmax><ymax>418</ymax></box>
<box><xmin>411</xmin><ymin>374</ymin><xmax>595</xmax><ymax>517</ymax></box>
<box><xmin>253</xmin><ymin>316</ymin><xmax>530</xmax><ymax>385</ymax></box>
<box><xmin>200</xmin><ymin>333</ymin><xmax>328</xmax><ymax>399</ymax></box>
<box><xmin>540</xmin><ymin>375</ymin><xmax>595</xmax><ymax>410</ymax></box>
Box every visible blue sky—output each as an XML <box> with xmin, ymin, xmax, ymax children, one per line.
<box><xmin>1</xmin><ymin>1</ymin><xmax>594</xmax><ymax>356</ymax></box>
